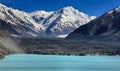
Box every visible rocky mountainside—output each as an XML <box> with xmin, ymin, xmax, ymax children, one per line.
<box><xmin>67</xmin><ymin>6</ymin><xmax>120</xmax><ymax>39</ymax></box>
<box><xmin>0</xmin><ymin>29</ymin><xmax>25</xmax><ymax>59</ymax></box>
<box><xmin>0</xmin><ymin>3</ymin><xmax>95</xmax><ymax>37</ymax></box>
<box><xmin>0</xmin><ymin>19</ymin><xmax>25</xmax><ymax>58</ymax></box>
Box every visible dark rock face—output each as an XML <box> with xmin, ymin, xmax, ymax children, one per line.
<box><xmin>67</xmin><ymin>7</ymin><xmax>120</xmax><ymax>39</ymax></box>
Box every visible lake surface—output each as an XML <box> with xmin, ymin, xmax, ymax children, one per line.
<box><xmin>0</xmin><ymin>54</ymin><xmax>120</xmax><ymax>71</ymax></box>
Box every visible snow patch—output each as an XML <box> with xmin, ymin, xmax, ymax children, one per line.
<box><xmin>56</xmin><ymin>34</ymin><xmax>68</xmax><ymax>38</ymax></box>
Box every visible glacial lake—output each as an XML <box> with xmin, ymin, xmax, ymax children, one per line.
<box><xmin>0</xmin><ymin>54</ymin><xmax>120</xmax><ymax>71</ymax></box>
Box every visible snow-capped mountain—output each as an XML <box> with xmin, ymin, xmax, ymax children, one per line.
<box><xmin>0</xmin><ymin>3</ymin><xmax>44</xmax><ymax>37</ymax></box>
<box><xmin>67</xmin><ymin>6</ymin><xmax>120</xmax><ymax>39</ymax></box>
<box><xmin>44</xmin><ymin>6</ymin><xmax>96</xmax><ymax>36</ymax></box>
<box><xmin>0</xmin><ymin>3</ymin><xmax>96</xmax><ymax>37</ymax></box>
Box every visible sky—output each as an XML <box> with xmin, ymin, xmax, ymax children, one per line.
<box><xmin>0</xmin><ymin>0</ymin><xmax>120</xmax><ymax>17</ymax></box>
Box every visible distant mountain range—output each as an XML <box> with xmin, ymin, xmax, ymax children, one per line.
<box><xmin>0</xmin><ymin>3</ymin><xmax>95</xmax><ymax>37</ymax></box>
<box><xmin>1</xmin><ymin>4</ymin><xmax>120</xmax><ymax>57</ymax></box>
<box><xmin>67</xmin><ymin>6</ymin><xmax>120</xmax><ymax>39</ymax></box>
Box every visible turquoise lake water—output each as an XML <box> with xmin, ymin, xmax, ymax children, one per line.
<box><xmin>0</xmin><ymin>54</ymin><xmax>120</xmax><ymax>71</ymax></box>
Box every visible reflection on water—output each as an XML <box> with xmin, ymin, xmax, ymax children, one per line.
<box><xmin>0</xmin><ymin>54</ymin><xmax>120</xmax><ymax>71</ymax></box>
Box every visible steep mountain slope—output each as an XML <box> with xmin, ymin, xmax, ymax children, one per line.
<box><xmin>0</xmin><ymin>3</ymin><xmax>96</xmax><ymax>37</ymax></box>
<box><xmin>67</xmin><ymin>6</ymin><xmax>120</xmax><ymax>39</ymax></box>
<box><xmin>0</xmin><ymin>3</ymin><xmax>44</xmax><ymax>37</ymax></box>
<box><xmin>43</xmin><ymin>6</ymin><xmax>96</xmax><ymax>36</ymax></box>
<box><xmin>0</xmin><ymin>29</ymin><xmax>25</xmax><ymax>59</ymax></box>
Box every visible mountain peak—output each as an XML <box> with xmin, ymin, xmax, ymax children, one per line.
<box><xmin>62</xmin><ymin>6</ymin><xmax>75</xmax><ymax>10</ymax></box>
<box><xmin>56</xmin><ymin>6</ymin><xmax>79</xmax><ymax>14</ymax></box>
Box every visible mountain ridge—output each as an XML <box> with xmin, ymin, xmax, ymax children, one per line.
<box><xmin>67</xmin><ymin>6</ymin><xmax>120</xmax><ymax>39</ymax></box>
<box><xmin>0</xmin><ymin>3</ymin><xmax>96</xmax><ymax>37</ymax></box>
